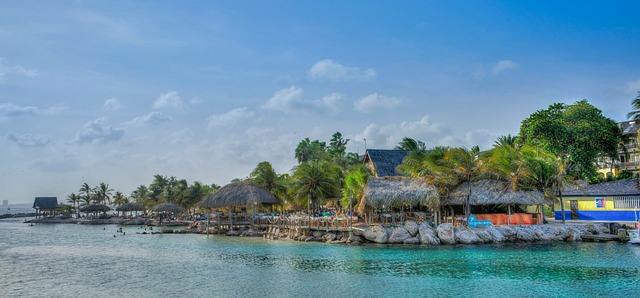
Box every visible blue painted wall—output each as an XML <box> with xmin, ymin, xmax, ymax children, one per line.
<box><xmin>554</xmin><ymin>210</ymin><xmax>640</xmax><ymax>221</ymax></box>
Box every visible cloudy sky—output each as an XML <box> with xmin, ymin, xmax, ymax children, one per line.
<box><xmin>2</xmin><ymin>1</ymin><xmax>639</xmax><ymax>204</ymax></box>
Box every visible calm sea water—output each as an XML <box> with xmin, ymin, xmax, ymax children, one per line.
<box><xmin>1</xmin><ymin>218</ymin><xmax>639</xmax><ymax>298</ymax></box>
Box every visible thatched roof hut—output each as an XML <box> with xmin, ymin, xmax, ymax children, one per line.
<box><xmin>116</xmin><ymin>203</ymin><xmax>146</xmax><ymax>212</ymax></box>
<box><xmin>363</xmin><ymin>177</ymin><xmax>439</xmax><ymax>209</ymax></box>
<box><xmin>80</xmin><ymin>204</ymin><xmax>111</xmax><ymax>213</ymax></box>
<box><xmin>152</xmin><ymin>203</ymin><xmax>186</xmax><ymax>213</ymax></box>
<box><xmin>444</xmin><ymin>179</ymin><xmax>544</xmax><ymax>206</ymax></box>
<box><xmin>201</xmin><ymin>181</ymin><xmax>277</xmax><ymax>209</ymax></box>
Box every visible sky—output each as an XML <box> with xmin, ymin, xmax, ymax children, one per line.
<box><xmin>1</xmin><ymin>1</ymin><xmax>640</xmax><ymax>204</ymax></box>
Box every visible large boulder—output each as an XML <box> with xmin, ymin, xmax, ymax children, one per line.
<box><xmin>484</xmin><ymin>226</ymin><xmax>507</xmax><ymax>242</ymax></box>
<box><xmin>516</xmin><ymin>226</ymin><xmax>537</xmax><ymax>242</ymax></box>
<box><xmin>322</xmin><ymin>233</ymin><xmax>337</xmax><ymax>242</ymax></box>
<box><xmin>403</xmin><ymin>236</ymin><xmax>420</xmax><ymax>244</ymax></box>
<box><xmin>418</xmin><ymin>222</ymin><xmax>441</xmax><ymax>245</ymax></box>
<box><xmin>348</xmin><ymin>235</ymin><xmax>364</xmax><ymax>244</ymax></box>
<box><xmin>404</xmin><ymin>220</ymin><xmax>420</xmax><ymax>237</ymax></box>
<box><xmin>455</xmin><ymin>226</ymin><xmax>483</xmax><ymax>244</ymax></box>
<box><xmin>388</xmin><ymin>227</ymin><xmax>411</xmax><ymax>244</ymax></box>
<box><xmin>473</xmin><ymin>228</ymin><xmax>494</xmax><ymax>243</ymax></box>
<box><xmin>312</xmin><ymin>231</ymin><xmax>325</xmax><ymax>238</ymax></box>
<box><xmin>363</xmin><ymin>225</ymin><xmax>390</xmax><ymax>244</ymax></box>
<box><xmin>497</xmin><ymin>225</ymin><xmax>517</xmax><ymax>241</ymax></box>
<box><xmin>437</xmin><ymin>223</ymin><xmax>456</xmax><ymax>245</ymax></box>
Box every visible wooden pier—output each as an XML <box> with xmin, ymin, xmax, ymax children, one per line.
<box><xmin>581</xmin><ymin>233</ymin><xmax>621</xmax><ymax>242</ymax></box>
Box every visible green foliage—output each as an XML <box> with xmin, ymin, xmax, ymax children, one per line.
<box><xmin>395</xmin><ymin>137</ymin><xmax>426</xmax><ymax>151</ymax></box>
<box><xmin>294</xmin><ymin>138</ymin><xmax>327</xmax><ymax>164</ymax></box>
<box><xmin>291</xmin><ymin>161</ymin><xmax>339</xmax><ymax>208</ymax></box>
<box><xmin>519</xmin><ymin>100</ymin><xmax>620</xmax><ymax>180</ymax></box>
<box><xmin>340</xmin><ymin>166</ymin><xmax>370</xmax><ymax>211</ymax></box>
<box><xmin>627</xmin><ymin>91</ymin><xmax>640</xmax><ymax>121</ymax></box>
<box><xmin>617</xmin><ymin>170</ymin><xmax>634</xmax><ymax>180</ymax></box>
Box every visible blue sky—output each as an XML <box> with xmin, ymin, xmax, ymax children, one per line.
<box><xmin>2</xmin><ymin>1</ymin><xmax>639</xmax><ymax>204</ymax></box>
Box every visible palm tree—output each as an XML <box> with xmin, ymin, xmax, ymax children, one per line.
<box><xmin>395</xmin><ymin>137</ymin><xmax>426</xmax><ymax>152</ymax></box>
<box><xmin>95</xmin><ymin>182</ymin><xmax>114</xmax><ymax>206</ymax></box>
<box><xmin>66</xmin><ymin>193</ymin><xmax>80</xmax><ymax>218</ymax></box>
<box><xmin>131</xmin><ymin>185</ymin><xmax>150</xmax><ymax>205</ymax></box>
<box><xmin>525</xmin><ymin>151</ymin><xmax>576</xmax><ymax>224</ymax></box>
<box><xmin>292</xmin><ymin>161</ymin><xmax>339</xmax><ymax>219</ymax></box>
<box><xmin>494</xmin><ymin>134</ymin><xmax>519</xmax><ymax>148</ymax></box>
<box><xmin>112</xmin><ymin>191</ymin><xmax>129</xmax><ymax>207</ymax></box>
<box><xmin>445</xmin><ymin>146</ymin><xmax>482</xmax><ymax>221</ymax></box>
<box><xmin>250</xmin><ymin>161</ymin><xmax>279</xmax><ymax>192</ymax></box>
<box><xmin>79</xmin><ymin>183</ymin><xmax>93</xmax><ymax>205</ymax></box>
<box><xmin>626</xmin><ymin>91</ymin><xmax>640</xmax><ymax>121</ymax></box>
<box><xmin>341</xmin><ymin>166</ymin><xmax>370</xmax><ymax>221</ymax></box>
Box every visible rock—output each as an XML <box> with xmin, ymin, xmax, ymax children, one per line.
<box><xmin>437</xmin><ymin>223</ymin><xmax>455</xmax><ymax>245</ymax></box>
<box><xmin>516</xmin><ymin>226</ymin><xmax>536</xmax><ymax>242</ymax></box>
<box><xmin>484</xmin><ymin>226</ymin><xmax>506</xmax><ymax>242</ymax></box>
<box><xmin>312</xmin><ymin>231</ymin><xmax>325</xmax><ymax>238</ymax></box>
<box><xmin>388</xmin><ymin>227</ymin><xmax>411</xmax><ymax>244</ymax></box>
<box><xmin>322</xmin><ymin>233</ymin><xmax>337</xmax><ymax>242</ymax></box>
<box><xmin>567</xmin><ymin>232</ymin><xmax>582</xmax><ymax>242</ymax></box>
<box><xmin>403</xmin><ymin>236</ymin><xmax>420</xmax><ymax>244</ymax></box>
<box><xmin>455</xmin><ymin>226</ymin><xmax>482</xmax><ymax>244</ymax></box>
<box><xmin>348</xmin><ymin>235</ymin><xmax>364</xmax><ymax>243</ymax></box>
<box><xmin>419</xmin><ymin>222</ymin><xmax>441</xmax><ymax>245</ymax></box>
<box><xmin>363</xmin><ymin>225</ymin><xmax>390</xmax><ymax>244</ymax></box>
<box><xmin>403</xmin><ymin>220</ymin><xmax>419</xmax><ymax>237</ymax></box>
<box><xmin>473</xmin><ymin>228</ymin><xmax>494</xmax><ymax>243</ymax></box>
<box><xmin>226</xmin><ymin>230</ymin><xmax>240</xmax><ymax>236</ymax></box>
<box><xmin>497</xmin><ymin>226</ymin><xmax>517</xmax><ymax>241</ymax></box>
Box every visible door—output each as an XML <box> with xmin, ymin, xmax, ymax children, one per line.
<box><xmin>570</xmin><ymin>200</ymin><xmax>579</xmax><ymax>220</ymax></box>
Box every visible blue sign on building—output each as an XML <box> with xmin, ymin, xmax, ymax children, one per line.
<box><xmin>468</xmin><ymin>215</ymin><xmax>492</xmax><ymax>228</ymax></box>
<box><xmin>595</xmin><ymin>197</ymin><xmax>605</xmax><ymax>209</ymax></box>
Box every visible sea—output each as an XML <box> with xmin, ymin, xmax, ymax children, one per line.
<box><xmin>1</xmin><ymin>218</ymin><xmax>638</xmax><ymax>298</ymax></box>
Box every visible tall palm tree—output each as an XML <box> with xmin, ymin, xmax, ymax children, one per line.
<box><xmin>494</xmin><ymin>134</ymin><xmax>519</xmax><ymax>148</ymax></box>
<box><xmin>395</xmin><ymin>137</ymin><xmax>426</xmax><ymax>152</ymax></box>
<box><xmin>112</xmin><ymin>191</ymin><xmax>129</xmax><ymax>207</ymax></box>
<box><xmin>79</xmin><ymin>182</ymin><xmax>93</xmax><ymax>205</ymax></box>
<box><xmin>95</xmin><ymin>182</ymin><xmax>114</xmax><ymax>206</ymax></box>
<box><xmin>292</xmin><ymin>161</ymin><xmax>339</xmax><ymax>215</ymax></box>
<box><xmin>250</xmin><ymin>161</ymin><xmax>279</xmax><ymax>192</ymax></box>
<box><xmin>131</xmin><ymin>185</ymin><xmax>150</xmax><ymax>205</ymax></box>
<box><xmin>445</xmin><ymin>147</ymin><xmax>482</xmax><ymax>220</ymax></box>
<box><xmin>626</xmin><ymin>91</ymin><xmax>640</xmax><ymax>121</ymax></box>
<box><xmin>525</xmin><ymin>151</ymin><xmax>576</xmax><ymax>224</ymax></box>
<box><xmin>341</xmin><ymin>166</ymin><xmax>370</xmax><ymax>220</ymax></box>
<box><xmin>66</xmin><ymin>193</ymin><xmax>80</xmax><ymax>218</ymax></box>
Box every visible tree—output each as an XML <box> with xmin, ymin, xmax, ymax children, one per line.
<box><xmin>395</xmin><ymin>137</ymin><xmax>426</xmax><ymax>152</ymax></box>
<box><xmin>519</xmin><ymin>100</ymin><xmax>619</xmax><ymax>181</ymax></box>
<box><xmin>94</xmin><ymin>182</ymin><xmax>114</xmax><ymax>205</ymax></box>
<box><xmin>294</xmin><ymin>138</ymin><xmax>327</xmax><ymax>164</ymax></box>
<box><xmin>250</xmin><ymin>161</ymin><xmax>279</xmax><ymax>192</ymax></box>
<box><xmin>445</xmin><ymin>147</ymin><xmax>482</xmax><ymax>220</ymax></box>
<box><xmin>494</xmin><ymin>134</ymin><xmax>519</xmax><ymax>148</ymax></box>
<box><xmin>66</xmin><ymin>193</ymin><xmax>80</xmax><ymax>218</ymax></box>
<box><xmin>525</xmin><ymin>151</ymin><xmax>576</xmax><ymax>224</ymax></box>
<box><xmin>112</xmin><ymin>191</ymin><xmax>129</xmax><ymax>207</ymax></box>
<box><xmin>292</xmin><ymin>161</ymin><xmax>339</xmax><ymax>213</ymax></box>
<box><xmin>79</xmin><ymin>183</ymin><xmax>93</xmax><ymax>205</ymax></box>
<box><xmin>627</xmin><ymin>91</ymin><xmax>640</xmax><ymax>121</ymax></box>
<box><xmin>130</xmin><ymin>185</ymin><xmax>150</xmax><ymax>205</ymax></box>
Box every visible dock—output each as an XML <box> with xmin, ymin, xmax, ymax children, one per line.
<box><xmin>581</xmin><ymin>233</ymin><xmax>621</xmax><ymax>242</ymax></box>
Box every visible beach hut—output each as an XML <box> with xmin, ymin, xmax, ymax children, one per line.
<box><xmin>115</xmin><ymin>203</ymin><xmax>146</xmax><ymax>217</ymax></box>
<box><xmin>151</xmin><ymin>203</ymin><xmax>186</xmax><ymax>227</ymax></box>
<box><xmin>363</xmin><ymin>177</ymin><xmax>439</xmax><ymax>224</ymax></box>
<box><xmin>201</xmin><ymin>181</ymin><xmax>278</xmax><ymax>229</ymax></box>
<box><xmin>445</xmin><ymin>179</ymin><xmax>545</xmax><ymax>226</ymax></box>
<box><xmin>32</xmin><ymin>197</ymin><xmax>59</xmax><ymax>219</ymax></box>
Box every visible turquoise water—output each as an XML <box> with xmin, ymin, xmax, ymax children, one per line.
<box><xmin>1</xmin><ymin>219</ymin><xmax>639</xmax><ymax>297</ymax></box>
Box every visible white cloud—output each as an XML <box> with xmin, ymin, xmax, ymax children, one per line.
<box><xmin>0</xmin><ymin>57</ymin><xmax>38</xmax><ymax>79</ymax></box>
<box><xmin>0</xmin><ymin>103</ymin><xmax>64</xmax><ymax>121</ymax></box>
<box><xmin>189</xmin><ymin>97</ymin><xmax>203</xmax><ymax>105</ymax></box>
<box><xmin>626</xmin><ymin>79</ymin><xmax>640</xmax><ymax>94</ymax></box>
<box><xmin>263</xmin><ymin>87</ymin><xmax>345</xmax><ymax>114</ymax></box>
<box><xmin>103</xmin><ymin>98</ymin><xmax>122</xmax><ymax>110</ymax></box>
<box><xmin>154</xmin><ymin>91</ymin><xmax>185</xmax><ymax>109</ymax></box>
<box><xmin>29</xmin><ymin>155</ymin><xmax>81</xmax><ymax>173</ymax></box>
<box><xmin>6</xmin><ymin>132</ymin><xmax>53</xmax><ymax>147</ymax></box>
<box><xmin>207</xmin><ymin>107</ymin><xmax>254</xmax><ymax>128</ymax></box>
<box><xmin>492</xmin><ymin>60</ymin><xmax>518</xmax><ymax>75</ymax></box>
<box><xmin>308</xmin><ymin>59</ymin><xmax>375</xmax><ymax>81</ymax></box>
<box><xmin>353</xmin><ymin>93</ymin><xmax>400</xmax><ymax>113</ymax></box>
<box><xmin>129</xmin><ymin>111</ymin><xmax>172</xmax><ymax>126</ymax></box>
<box><xmin>74</xmin><ymin>117</ymin><xmax>125</xmax><ymax>144</ymax></box>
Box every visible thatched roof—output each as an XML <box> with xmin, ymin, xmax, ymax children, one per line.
<box><xmin>116</xmin><ymin>203</ymin><xmax>146</xmax><ymax>212</ymax></box>
<box><xmin>562</xmin><ymin>179</ymin><xmax>640</xmax><ymax>197</ymax></box>
<box><xmin>201</xmin><ymin>181</ymin><xmax>278</xmax><ymax>208</ymax></box>
<box><xmin>80</xmin><ymin>204</ymin><xmax>111</xmax><ymax>213</ymax></box>
<box><xmin>445</xmin><ymin>179</ymin><xmax>544</xmax><ymax>206</ymax></box>
<box><xmin>363</xmin><ymin>149</ymin><xmax>408</xmax><ymax>177</ymax></box>
<box><xmin>152</xmin><ymin>203</ymin><xmax>186</xmax><ymax>213</ymax></box>
<box><xmin>363</xmin><ymin>177</ymin><xmax>439</xmax><ymax>208</ymax></box>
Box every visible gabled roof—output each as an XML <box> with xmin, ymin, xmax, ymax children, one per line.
<box><xmin>363</xmin><ymin>149</ymin><xmax>408</xmax><ymax>177</ymax></box>
<box><xmin>33</xmin><ymin>197</ymin><xmax>58</xmax><ymax>209</ymax></box>
<box><xmin>562</xmin><ymin>179</ymin><xmax>640</xmax><ymax>197</ymax></box>
<box><xmin>445</xmin><ymin>179</ymin><xmax>545</xmax><ymax>206</ymax></box>
<box><xmin>619</xmin><ymin>120</ymin><xmax>640</xmax><ymax>135</ymax></box>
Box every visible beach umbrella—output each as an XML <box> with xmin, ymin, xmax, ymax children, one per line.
<box><xmin>116</xmin><ymin>203</ymin><xmax>145</xmax><ymax>217</ymax></box>
<box><xmin>151</xmin><ymin>203</ymin><xmax>186</xmax><ymax>213</ymax></box>
<box><xmin>79</xmin><ymin>204</ymin><xmax>111</xmax><ymax>213</ymax></box>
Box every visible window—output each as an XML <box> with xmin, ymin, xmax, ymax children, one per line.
<box><xmin>613</xmin><ymin>196</ymin><xmax>640</xmax><ymax>208</ymax></box>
